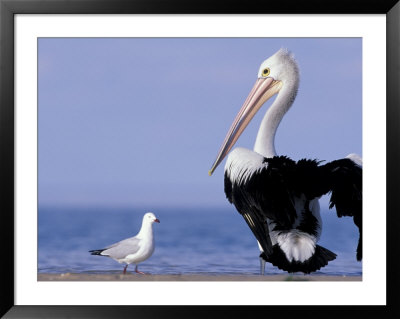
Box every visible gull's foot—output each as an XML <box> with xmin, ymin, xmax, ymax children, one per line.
<box><xmin>134</xmin><ymin>265</ymin><xmax>148</xmax><ymax>275</ymax></box>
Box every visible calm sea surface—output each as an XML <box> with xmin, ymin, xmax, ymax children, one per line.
<box><xmin>38</xmin><ymin>206</ymin><xmax>362</xmax><ymax>276</ymax></box>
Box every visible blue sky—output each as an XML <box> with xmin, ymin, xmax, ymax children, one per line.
<box><xmin>38</xmin><ymin>38</ymin><xmax>362</xmax><ymax>208</ymax></box>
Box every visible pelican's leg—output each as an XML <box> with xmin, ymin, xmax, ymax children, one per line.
<box><xmin>259</xmin><ymin>256</ymin><xmax>266</xmax><ymax>275</ymax></box>
<box><xmin>123</xmin><ymin>265</ymin><xmax>128</xmax><ymax>275</ymax></box>
<box><xmin>257</xmin><ymin>241</ymin><xmax>266</xmax><ymax>275</ymax></box>
<box><xmin>135</xmin><ymin>265</ymin><xmax>146</xmax><ymax>275</ymax></box>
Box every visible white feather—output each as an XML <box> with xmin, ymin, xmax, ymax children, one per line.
<box><xmin>275</xmin><ymin>230</ymin><xmax>316</xmax><ymax>263</ymax></box>
<box><xmin>346</xmin><ymin>153</ymin><xmax>363</xmax><ymax>166</ymax></box>
<box><xmin>264</xmin><ymin>197</ymin><xmax>322</xmax><ymax>261</ymax></box>
<box><xmin>225</xmin><ymin>147</ymin><xmax>267</xmax><ymax>185</ymax></box>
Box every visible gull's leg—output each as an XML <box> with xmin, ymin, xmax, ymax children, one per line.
<box><xmin>123</xmin><ymin>265</ymin><xmax>128</xmax><ymax>275</ymax></box>
<box><xmin>135</xmin><ymin>265</ymin><xmax>146</xmax><ymax>275</ymax></box>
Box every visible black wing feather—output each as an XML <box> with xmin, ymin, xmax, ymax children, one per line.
<box><xmin>261</xmin><ymin>244</ymin><xmax>337</xmax><ymax>274</ymax></box>
<box><xmin>225</xmin><ymin>153</ymin><xmax>362</xmax><ymax>263</ymax></box>
<box><xmin>224</xmin><ymin>156</ymin><xmax>301</xmax><ymax>256</ymax></box>
<box><xmin>89</xmin><ymin>249</ymin><xmax>106</xmax><ymax>256</ymax></box>
<box><xmin>319</xmin><ymin>158</ymin><xmax>362</xmax><ymax>260</ymax></box>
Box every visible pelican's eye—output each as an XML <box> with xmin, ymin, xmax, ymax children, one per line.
<box><xmin>262</xmin><ymin>68</ymin><xmax>270</xmax><ymax>77</ymax></box>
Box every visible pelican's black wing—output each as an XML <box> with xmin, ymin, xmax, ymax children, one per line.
<box><xmin>318</xmin><ymin>158</ymin><xmax>363</xmax><ymax>260</ymax></box>
<box><xmin>224</xmin><ymin>155</ymin><xmax>306</xmax><ymax>256</ymax></box>
<box><xmin>224</xmin><ymin>152</ymin><xmax>362</xmax><ymax>262</ymax></box>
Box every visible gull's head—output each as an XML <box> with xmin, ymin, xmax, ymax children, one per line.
<box><xmin>144</xmin><ymin>212</ymin><xmax>160</xmax><ymax>224</ymax></box>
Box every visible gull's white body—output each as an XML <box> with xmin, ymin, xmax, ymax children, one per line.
<box><xmin>110</xmin><ymin>217</ymin><xmax>156</xmax><ymax>265</ymax></box>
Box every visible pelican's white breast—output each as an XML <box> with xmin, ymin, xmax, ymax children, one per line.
<box><xmin>224</xmin><ymin>147</ymin><xmax>267</xmax><ymax>185</ymax></box>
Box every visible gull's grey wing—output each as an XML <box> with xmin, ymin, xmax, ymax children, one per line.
<box><xmin>101</xmin><ymin>237</ymin><xmax>141</xmax><ymax>260</ymax></box>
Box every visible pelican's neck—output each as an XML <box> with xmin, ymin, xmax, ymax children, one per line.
<box><xmin>253</xmin><ymin>78</ymin><xmax>298</xmax><ymax>158</ymax></box>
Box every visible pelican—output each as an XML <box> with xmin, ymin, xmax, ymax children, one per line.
<box><xmin>209</xmin><ymin>49</ymin><xmax>362</xmax><ymax>274</ymax></box>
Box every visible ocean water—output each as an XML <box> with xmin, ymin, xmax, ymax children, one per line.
<box><xmin>38</xmin><ymin>206</ymin><xmax>362</xmax><ymax>276</ymax></box>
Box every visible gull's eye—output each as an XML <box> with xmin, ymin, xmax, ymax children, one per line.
<box><xmin>262</xmin><ymin>68</ymin><xmax>270</xmax><ymax>77</ymax></box>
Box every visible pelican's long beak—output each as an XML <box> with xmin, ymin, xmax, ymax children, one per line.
<box><xmin>208</xmin><ymin>77</ymin><xmax>282</xmax><ymax>175</ymax></box>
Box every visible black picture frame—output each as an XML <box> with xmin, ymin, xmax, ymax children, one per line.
<box><xmin>1</xmin><ymin>0</ymin><xmax>399</xmax><ymax>318</ymax></box>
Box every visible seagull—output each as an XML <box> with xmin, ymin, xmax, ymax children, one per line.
<box><xmin>209</xmin><ymin>48</ymin><xmax>362</xmax><ymax>274</ymax></box>
<box><xmin>89</xmin><ymin>212</ymin><xmax>160</xmax><ymax>274</ymax></box>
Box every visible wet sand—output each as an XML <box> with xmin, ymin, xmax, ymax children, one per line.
<box><xmin>38</xmin><ymin>273</ymin><xmax>362</xmax><ymax>281</ymax></box>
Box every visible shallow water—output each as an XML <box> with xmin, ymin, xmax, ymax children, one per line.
<box><xmin>38</xmin><ymin>206</ymin><xmax>362</xmax><ymax>276</ymax></box>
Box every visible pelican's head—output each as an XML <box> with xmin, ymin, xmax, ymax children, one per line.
<box><xmin>209</xmin><ymin>48</ymin><xmax>299</xmax><ymax>175</ymax></box>
<box><xmin>258</xmin><ymin>48</ymin><xmax>299</xmax><ymax>84</ymax></box>
<box><xmin>143</xmin><ymin>212</ymin><xmax>160</xmax><ymax>224</ymax></box>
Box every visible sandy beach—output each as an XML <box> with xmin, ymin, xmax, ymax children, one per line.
<box><xmin>38</xmin><ymin>273</ymin><xmax>361</xmax><ymax>281</ymax></box>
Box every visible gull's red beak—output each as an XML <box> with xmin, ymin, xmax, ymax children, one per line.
<box><xmin>154</xmin><ymin>218</ymin><xmax>160</xmax><ymax>223</ymax></box>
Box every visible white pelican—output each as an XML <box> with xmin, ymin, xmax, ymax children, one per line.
<box><xmin>209</xmin><ymin>49</ymin><xmax>362</xmax><ymax>274</ymax></box>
